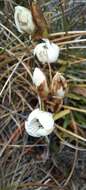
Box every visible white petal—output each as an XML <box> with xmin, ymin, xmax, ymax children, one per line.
<box><xmin>33</xmin><ymin>68</ymin><xmax>46</xmax><ymax>87</ymax></box>
<box><xmin>47</xmin><ymin>43</ymin><xmax>60</xmax><ymax>63</ymax></box>
<box><xmin>34</xmin><ymin>43</ymin><xmax>48</xmax><ymax>64</ymax></box>
<box><xmin>38</xmin><ymin>111</ymin><xmax>54</xmax><ymax>131</ymax></box>
<box><xmin>25</xmin><ymin>109</ymin><xmax>54</xmax><ymax>137</ymax></box>
<box><xmin>14</xmin><ymin>6</ymin><xmax>23</xmax><ymax>33</ymax></box>
<box><xmin>25</xmin><ymin>109</ymin><xmax>41</xmax><ymax>137</ymax></box>
<box><xmin>25</xmin><ymin>120</ymin><xmax>41</xmax><ymax>137</ymax></box>
<box><xmin>36</xmin><ymin>127</ymin><xmax>53</xmax><ymax>136</ymax></box>
<box><xmin>27</xmin><ymin>108</ymin><xmax>40</xmax><ymax>124</ymax></box>
<box><xmin>57</xmin><ymin>87</ymin><xmax>65</xmax><ymax>97</ymax></box>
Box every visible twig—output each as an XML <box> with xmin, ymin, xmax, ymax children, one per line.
<box><xmin>0</xmin><ymin>23</ymin><xmax>25</xmax><ymax>47</ymax></box>
<box><xmin>61</xmin><ymin>46</ymin><xmax>86</xmax><ymax>50</ymax></box>
<box><xmin>55</xmin><ymin>125</ymin><xmax>86</xmax><ymax>142</ymax></box>
<box><xmin>0</xmin><ymin>144</ymin><xmax>47</xmax><ymax>148</ymax></box>
<box><xmin>54</xmin><ymin>129</ymin><xmax>86</xmax><ymax>151</ymax></box>
<box><xmin>62</xmin><ymin>105</ymin><xmax>86</xmax><ymax>113</ymax></box>
<box><xmin>57</xmin><ymin>38</ymin><xmax>86</xmax><ymax>45</ymax></box>
<box><xmin>63</xmin><ymin>115</ymin><xmax>78</xmax><ymax>187</ymax></box>
<box><xmin>0</xmin><ymin>123</ymin><xmax>24</xmax><ymax>157</ymax></box>
<box><xmin>50</xmin><ymin>31</ymin><xmax>86</xmax><ymax>37</ymax></box>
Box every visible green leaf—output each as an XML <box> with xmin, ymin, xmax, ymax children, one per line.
<box><xmin>53</xmin><ymin>109</ymin><xmax>70</xmax><ymax>121</ymax></box>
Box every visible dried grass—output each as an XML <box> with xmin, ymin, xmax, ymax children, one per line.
<box><xmin>0</xmin><ymin>0</ymin><xmax>86</xmax><ymax>190</ymax></box>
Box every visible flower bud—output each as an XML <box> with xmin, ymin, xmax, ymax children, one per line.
<box><xmin>33</xmin><ymin>68</ymin><xmax>48</xmax><ymax>99</ymax></box>
<box><xmin>14</xmin><ymin>6</ymin><xmax>36</xmax><ymax>34</ymax></box>
<box><xmin>51</xmin><ymin>72</ymin><xmax>67</xmax><ymax>98</ymax></box>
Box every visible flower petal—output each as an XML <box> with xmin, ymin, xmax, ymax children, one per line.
<box><xmin>25</xmin><ymin>119</ymin><xmax>41</xmax><ymax>137</ymax></box>
<box><xmin>33</xmin><ymin>68</ymin><xmax>46</xmax><ymax>87</ymax></box>
<box><xmin>34</xmin><ymin>42</ymin><xmax>48</xmax><ymax>63</ymax></box>
<box><xmin>56</xmin><ymin>86</ymin><xmax>65</xmax><ymax>97</ymax></box>
<box><xmin>26</xmin><ymin>108</ymin><xmax>39</xmax><ymax>124</ymax></box>
<box><xmin>38</xmin><ymin>111</ymin><xmax>54</xmax><ymax>131</ymax></box>
<box><xmin>47</xmin><ymin>42</ymin><xmax>60</xmax><ymax>63</ymax></box>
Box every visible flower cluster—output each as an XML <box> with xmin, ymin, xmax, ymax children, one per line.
<box><xmin>14</xmin><ymin>6</ymin><xmax>67</xmax><ymax>137</ymax></box>
<box><xmin>25</xmin><ymin>57</ymin><xmax>67</xmax><ymax>137</ymax></box>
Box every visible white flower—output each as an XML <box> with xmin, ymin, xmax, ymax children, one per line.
<box><xmin>34</xmin><ymin>39</ymin><xmax>60</xmax><ymax>64</ymax></box>
<box><xmin>14</xmin><ymin>6</ymin><xmax>36</xmax><ymax>34</ymax></box>
<box><xmin>25</xmin><ymin>109</ymin><xmax>54</xmax><ymax>137</ymax></box>
<box><xmin>51</xmin><ymin>72</ymin><xmax>67</xmax><ymax>98</ymax></box>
